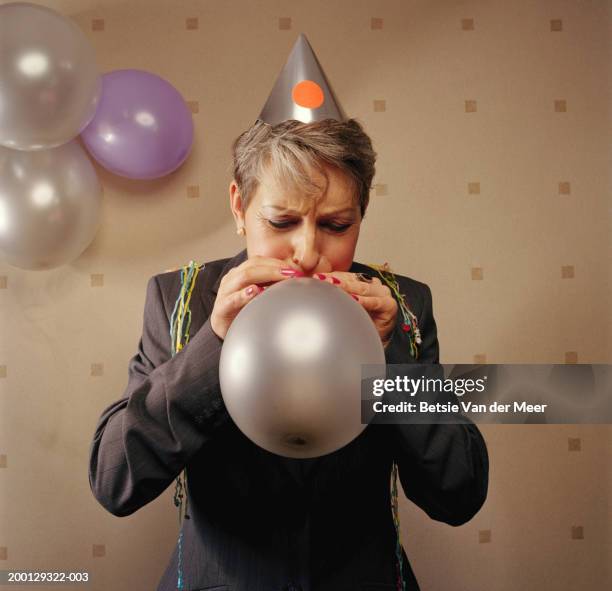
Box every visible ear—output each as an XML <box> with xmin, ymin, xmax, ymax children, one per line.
<box><xmin>229</xmin><ymin>180</ymin><xmax>245</xmax><ymax>226</ymax></box>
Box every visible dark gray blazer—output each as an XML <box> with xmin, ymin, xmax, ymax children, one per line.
<box><xmin>88</xmin><ymin>249</ymin><xmax>489</xmax><ymax>591</ymax></box>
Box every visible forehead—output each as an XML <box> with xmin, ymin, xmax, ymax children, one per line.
<box><xmin>257</xmin><ymin>161</ymin><xmax>357</xmax><ymax>212</ymax></box>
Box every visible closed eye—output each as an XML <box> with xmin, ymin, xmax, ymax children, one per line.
<box><xmin>325</xmin><ymin>223</ymin><xmax>352</xmax><ymax>233</ymax></box>
<box><xmin>268</xmin><ymin>220</ymin><xmax>353</xmax><ymax>233</ymax></box>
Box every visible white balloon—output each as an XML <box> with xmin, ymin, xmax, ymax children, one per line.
<box><xmin>0</xmin><ymin>141</ymin><xmax>102</xmax><ymax>270</ymax></box>
<box><xmin>0</xmin><ymin>2</ymin><xmax>100</xmax><ymax>150</ymax></box>
<box><xmin>219</xmin><ymin>278</ymin><xmax>386</xmax><ymax>458</ymax></box>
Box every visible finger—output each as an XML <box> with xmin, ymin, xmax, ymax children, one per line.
<box><xmin>350</xmin><ymin>275</ymin><xmax>389</xmax><ymax>297</ymax></box>
<box><xmin>218</xmin><ymin>283</ymin><xmax>264</xmax><ymax>319</ymax></box>
<box><xmin>349</xmin><ymin>282</ymin><xmax>387</xmax><ymax>298</ymax></box>
<box><xmin>350</xmin><ymin>294</ymin><xmax>394</xmax><ymax>314</ymax></box>
<box><xmin>243</xmin><ymin>284</ymin><xmax>264</xmax><ymax>301</ymax></box>
<box><xmin>321</xmin><ymin>273</ymin><xmax>388</xmax><ymax>298</ymax></box>
<box><xmin>219</xmin><ymin>260</ymin><xmax>305</xmax><ymax>296</ymax></box>
<box><xmin>313</xmin><ymin>272</ymin><xmax>342</xmax><ymax>286</ymax></box>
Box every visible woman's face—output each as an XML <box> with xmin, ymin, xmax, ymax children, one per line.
<box><xmin>230</xmin><ymin>162</ymin><xmax>362</xmax><ymax>275</ymax></box>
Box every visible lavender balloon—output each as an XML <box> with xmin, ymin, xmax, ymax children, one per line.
<box><xmin>80</xmin><ymin>70</ymin><xmax>194</xmax><ymax>179</ymax></box>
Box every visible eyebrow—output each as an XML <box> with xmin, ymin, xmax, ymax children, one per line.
<box><xmin>262</xmin><ymin>205</ymin><xmax>357</xmax><ymax>217</ymax></box>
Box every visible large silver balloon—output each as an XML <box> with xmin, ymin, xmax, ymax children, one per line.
<box><xmin>0</xmin><ymin>2</ymin><xmax>100</xmax><ymax>150</ymax></box>
<box><xmin>219</xmin><ymin>278</ymin><xmax>386</xmax><ymax>458</ymax></box>
<box><xmin>0</xmin><ymin>141</ymin><xmax>102</xmax><ymax>270</ymax></box>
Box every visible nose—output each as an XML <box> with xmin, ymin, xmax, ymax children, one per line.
<box><xmin>291</xmin><ymin>221</ymin><xmax>320</xmax><ymax>275</ymax></box>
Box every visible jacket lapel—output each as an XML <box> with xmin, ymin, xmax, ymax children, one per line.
<box><xmin>198</xmin><ymin>248</ymin><xmax>248</xmax><ymax>313</ymax></box>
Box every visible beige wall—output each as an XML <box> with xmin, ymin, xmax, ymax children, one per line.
<box><xmin>0</xmin><ymin>0</ymin><xmax>610</xmax><ymax>589</ymax></box>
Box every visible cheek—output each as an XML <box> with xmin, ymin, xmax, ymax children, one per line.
<box><xmin>246</xmin><ymin>227</ymin><xmax>293</xmax><ymax>259</ymax></box>
<box><xmin>323</xmin><ymin>234</ymin><xmax>358</xmax><ymax>271</ymax></box>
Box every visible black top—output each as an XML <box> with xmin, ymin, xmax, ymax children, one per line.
<box><xmin>88</xmin><ymin>249</ymin><xmax>489</xmax><ymax>591</ymax></box>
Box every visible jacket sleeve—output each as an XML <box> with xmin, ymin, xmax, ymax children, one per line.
<box><xmin>88</xmin><ymin>275</ymin><xmax>229</xmax><ymax>517</ymax></box>
<box><xmin>383</xmin><ymin>282</ymin><xmax>489</xmax><ymax>526</ymax></box>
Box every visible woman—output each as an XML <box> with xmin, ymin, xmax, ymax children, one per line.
<box><xmin>88</xmin><ymin>118</ymin><xmax>489</xmax><ymax>591</ymax></box>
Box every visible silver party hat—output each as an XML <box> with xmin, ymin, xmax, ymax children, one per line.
<box><xmin>257</xmin><ymin>34</ymin><xmax>346</xmax><ymax>125</ymax></box>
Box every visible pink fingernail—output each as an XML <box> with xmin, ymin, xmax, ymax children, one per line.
<box><xmin>331</xmin><ymin>277</ymin><xmax>341</xmax><ymax>285</ymax></box>
<box><xmin>350</xmin><ymin>294</ymin><xmax>359</xmax><ymax>301</ymax></box>
<box><xmin>315</xmin><ymin>273</ymin><xmax>327</xmax><ymax>280</ymax></box>
<box><xmin>246</xmin><ymin>286</ymin><xmax>255</xmax><ymax>296</ymax></box>
<box><xmin>281</xmin><ymin>268</ymin><xmax>305</xmax><ymax>277</ymax></box>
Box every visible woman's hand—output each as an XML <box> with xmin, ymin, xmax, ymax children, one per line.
<box><xmin>210</xmin><ymin>256</ymin><xmax>305</xmax><ymax>340</ymax></box>
<box><xmin>314</xmin><ymin>272</ymin><xmax>398</xmax><ymax>348</ymax></box>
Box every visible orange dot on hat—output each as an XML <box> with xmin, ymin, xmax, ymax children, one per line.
<box><xmin>292</xmin><ymin>80</ymin><xmax>325</xmax><ymax>109</ymax></box>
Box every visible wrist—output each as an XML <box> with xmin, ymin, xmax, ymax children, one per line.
<box><xmin>210</xmin><ymin>317</ymin><xmax>225</xmax><ymax>342</ymax></box>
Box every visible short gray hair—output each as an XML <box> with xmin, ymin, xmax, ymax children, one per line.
<box><xmin>231</xmin><ymin>119</ymin><xmax>377</xmax><ymax>218</ymax></box>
